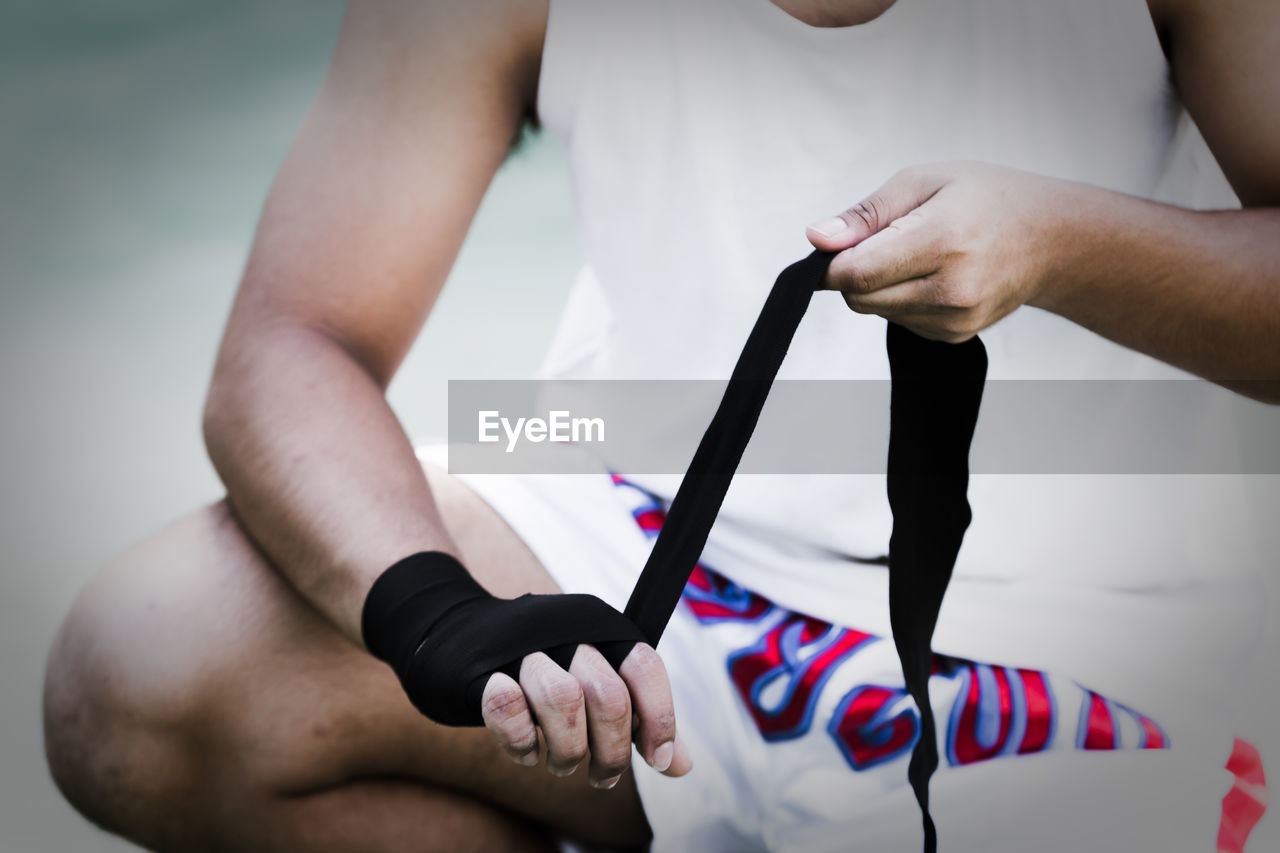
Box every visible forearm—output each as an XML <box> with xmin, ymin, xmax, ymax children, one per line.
<box><xmin>203</xmin><ymin>322</ymin><xmax>456</xmax><ymax>644</ymax></box>
<box><xmin>1031</xmin><ymin>186</ymin><xmax>1280</xmax><ymax>401</ymax></box>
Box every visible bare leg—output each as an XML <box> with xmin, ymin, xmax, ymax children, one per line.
<box><xmin>43</xmin><ymin>465</ymin><xmax>650</xmax><ymax>852</ymax></box>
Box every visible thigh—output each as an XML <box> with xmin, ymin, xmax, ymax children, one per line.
<box><xmin>68</xmin><ymin>463</ymin><xmax>649</xmax><ymax>847</ymax></box>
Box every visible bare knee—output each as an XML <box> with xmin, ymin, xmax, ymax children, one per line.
<box><xmin>43</xmin><ymin>481</ymin><xmax>634</xmax><ymax>850</ymax></box>
<box><xmin>43</xmin><ymin>502</ymin><xmax>240</xmax><ymax>849</ymax></box>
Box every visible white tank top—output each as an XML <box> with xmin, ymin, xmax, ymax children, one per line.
<box><xmin>530</xmin><ymin>0</ymin><xmax>1266</xmax><ymax>684</ymax></box>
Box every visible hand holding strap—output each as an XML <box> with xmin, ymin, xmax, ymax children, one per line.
<box><xmin>621</xmin><ymin>252</ymin><xmax>987</xmax><ymax>853</ymax></box>
<box><xmin>362</xmin><ymin>251</ymin><xmax>987</xmax><ymax>853</ymax></box>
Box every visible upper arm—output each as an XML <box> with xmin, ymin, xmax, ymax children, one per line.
<box><xmin>1158</xmin><ymin>0</ymin><xmax>1280</xmax><ymax>207</ymax></box>
<box><xmin>222</xmin><ymin>0</ymin><xmax>547</xmax><ymax>386</ymax></box>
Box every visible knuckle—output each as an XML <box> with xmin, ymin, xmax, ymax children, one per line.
<box><xmin>933</xmin><ymin>278</ymin><xmax>971</xmax><ymax>310</ymax></box>
<box><xmin>919</xmin><ymin>278</ymin><xmax>946</xmax><ymax>308</ymax></box>
<box><xmin>938</xmin><ymin>320</ymin><xmax>975</xmax><ymax>343</ymax></box>
<box><xmin>956</xmin><ymin>284</ymin><xmax>981</xmax><ymax>310</ymax></box>
<box><xmin>581</xmin><ymin>672</ymin><xmax>627</xmax><ymax>706</ymax></box>
<box><xmin>625</xmin><ymin>644</ymin><xmax>664</xmax><ymax>677</ymax></box>
<box><xmin>505</xmin><ymin>728</ymin><xmax>539</xmax><ymax>755</ymax></box>
<box><xmin>888</xmin><ymin>208</ymin><xmax>923</xmax><ymax>234</ymax></box>
<box><xmin>843</xmin><ymin>291</ymin><xmax>871</xmax><ymax>314</ymax></box>
<box><xmin>570</xmin><ymin>644</ymin><xmax>610</xmax><ymax>678</ymax></box>
<box><xmin>846</xmin><ymin>197</ymin><xmax>884</xmax><ymax>233</ymax></box>
<box><xmin>592</xmin><ymin>685</ymin><xmax>632</xmax><ymax>727</ymax></box>
<box><xmin>934</xmin><ymin>227</ymin><xmax>963</xmax><ymax>258</ymax></box>
<box><xmin>519</xmin><ymin>651</ymin><xmax>552</xmax><ymax>683</ymax></box>
<box><xmin>831</xmin><ymin>257</ymin><xmax>872</xmax><ymax>296</ymax></box>
<box><xmin>935</xmin><ymin>288</ymin><xmax>963</xmax><ymax>310</ymax></box>
<box><xmin>482</xmin><ymin>686</ymin><xmax>527</xmax><ymax>723</ymax></box>
<box><xmin>546</xmin><ymin>680</ymin><xmax>586</xmax><ymax>715</ymax></box>
<box><xmin>848</xmin><ymin>266</ymin><xmax>877</xmax><ymax>294</ymax></box>
<box><xmin>487</xmin><ymin>722</ymin><xmax>537</xmax><ymax>758</ymax></box>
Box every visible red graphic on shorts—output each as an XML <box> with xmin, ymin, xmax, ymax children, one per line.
<box><xmin>942</xmin><ymin>664</ymin><xmax>1057</xmax><ymax>766</ymax></box>
<box><xmin>1017</xmin><ymin>669</ymin><xmax>1054</xmax><ymax>755</ymax></box>
<box><xmin>684</xmin><ymin>564</ymin><xmax>774</xmax><ymax>623</ymax></box>
<box><xmin>1076</xmin><ymin>690</ymin><xmax>1168</xmax><ymax>752</ymax></box>
<box><xmin>1138</xmin><ymin>714</ymin><xmax>1166</xmax><ymax>750</ymax></box>
<box><xmin>1082</xmin><ymin>691</ymin><xmax>1117</xmax><ymax>750</ymax></box>
<box><xmin>634</xmin><ymin>507</ymin><xmax>666</xmax><ymax>535</ymax></box>
<box><xmin>1218</xmin><ymin>738</ymin><xmax>1268</xmax><ymax>853</ymax></box>
<box><xmin>950</xmin><ymin>664</ymin><xmax>1017</xmax><ymax>764</ymax></box>
<box><xmin>829</xmin><ymin>684</ymin><xmax>920</xmax><ymax>770</ymax></box>
<box><xmin>729</xmin><ymin>615</ymin><xmax>874</xmax><ymax>741</ymax></box>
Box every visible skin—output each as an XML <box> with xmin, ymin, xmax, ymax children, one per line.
<box><xmin>41</xmin><ymin>0</ymin><xmax>1279</xmax><ymax>850</ymax></box>
<box><xmin>199</xmin><ymin>0</ymin><xmax>689</xmax><ymax>789</ymax></box>
<box><xmin>772</xmin><ymin>0</ymin><xmax>898</xmax><ymax>27</ymax></box>
<box><xmin>806</xmin><ymin>0</ymin><xmax>1280</xmax><ymax>402</ymax></box>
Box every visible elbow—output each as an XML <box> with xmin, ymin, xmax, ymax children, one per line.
<box><xmin>201</xmin><ymin>366</ymin><xmax>237</xmax><ymax>474</ymax></box>
<box><xmin>199</xmin><ymin>320</ymin><xmax>285</xmax><ymax>469</ymax></box>
<box><xmin>201</xmin><ymin>326</ymin><xmax>260</xmax><ymax>473</ymax></box>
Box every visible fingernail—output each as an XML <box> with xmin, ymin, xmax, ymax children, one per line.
<box><xmin>650</xmin><ymin>741</ymin><xmax>674</xmax><ymax>772</ymax></box>
<box><xmin>592</xmin><ymin>774</ymin><xmax>623</xmax><ymax>790</ymax></box>
<box><xmin>518</xmin><ymin>751</ymin><xmax>538</xmax><ymax>767</ymax></box>
<box><xmin>809</xmin><ymin>216</ymin><xmax>848</xmax><ymax>237</ymax></box>
<box><xmin>550</xmin><ymin>763</ymin><xmax>578</xmax><ymax>777</ymax></box>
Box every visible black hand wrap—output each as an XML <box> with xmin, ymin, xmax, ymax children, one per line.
<box><xmin>362</xmin><ymin>551</ymin><xmax>645</xmax><ymax>727</ymax></box>
<box><xmin>362</xmin><ymin>250</ymin><xmax>986</xmax><ymax>853</ymax></box>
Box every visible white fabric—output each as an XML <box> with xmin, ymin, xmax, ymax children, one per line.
<box><xmin>525</xmin><ymin>0</ymin><xmax>1270</xmax><ymax>715</ymax></box>
<box><xmin>432</xmin><ymin>453</ymin><xmax>1241</xmax><ymax>852</ymax></box>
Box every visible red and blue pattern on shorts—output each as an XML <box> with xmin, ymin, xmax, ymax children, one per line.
<box><xmin>611</xmin><ymin>474</ymin><xmax>1270</xmax><ymax>847</ymax></box>
<box><xmin>611</xmin><ymin>474</ymin><xmax>1167</xmax><ymax>769</ymax></box>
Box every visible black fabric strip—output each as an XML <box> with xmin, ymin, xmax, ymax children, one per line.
<box><xmin>623</xmin><ymin>250</ymin><xmax>836</xmax><ymax>642</ymax></box>
<box><xmin>886</xmin><ymin>322</ymin><xmax>987</xmax><ymax>852</ymax></box>
<box><xmin>622</xmin><ymin>250</ymin><xmax>988</xmax><ymax>853</ymax></box>
<box><xmin>364</xmin><ymin>551</ymin><xmax>644</xmax><ymax>726</ymax></box>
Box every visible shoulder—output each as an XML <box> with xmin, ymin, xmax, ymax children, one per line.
<box><xmin>336</xmin><ymin>0</ymin><xmax>549</xmax><ymax>120</ymax></box>
<box><xmin>1146</xmin><ymin>0</ymin><xmax>1276</xmax><ymax>54</ymax></box>
<box><xmin>1145</xmin><ymin>0</ymin><xmax>1280</xmax><ymax>206</ymax></box>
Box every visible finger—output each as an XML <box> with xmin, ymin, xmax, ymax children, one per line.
<box><xmin>568</xmin><ymin>645</ymin><xmax>634</xmax><ymax>788</ymax></box>
<box><xmin>841</xmin><ymin>276</ymin><xmax>947</xmax><ymax>317</ymax></box>
<box><xmin>807</xmin><ymin>167</ymin><xmax>946</xmax><ymax>251</ymax></box>
<box><xmin>667</xmin><ymin>732</ymin><xmax>694</xmax><ymax>776</ymax></box>
<box><xmin>618</xmin><ymin>644</ymin><xmax>688</xmax><ymax>777</ymax></box>
<box><xmin>824</xmin><ymin>210</ymin><xmax>945</xmax><ymax>296</ymax></box>
<box><xmin>480</xmin><ymin>672</ymin><xmax>539</xmax><ymax>767</ymax></box>
<box><xmin>519</xmin><ymin>652</ymin><xmax>588</xmax><ymax>777</ymax></box>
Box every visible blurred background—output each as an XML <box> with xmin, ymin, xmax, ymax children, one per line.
<box><xmin>1</xmin><ymin>2</ymin><xmax>1275</xmax><ymax>852</ymax></box>
<box><xmin>1</xmin><ymin>2</ymin><xmax>580</xmax><ymax>849</ymax></box>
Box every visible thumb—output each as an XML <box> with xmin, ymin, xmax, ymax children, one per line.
<box><xmin>807</xmin><ymin>168</ymin><xmax>944</xmax><ymax>251</ymax></box>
